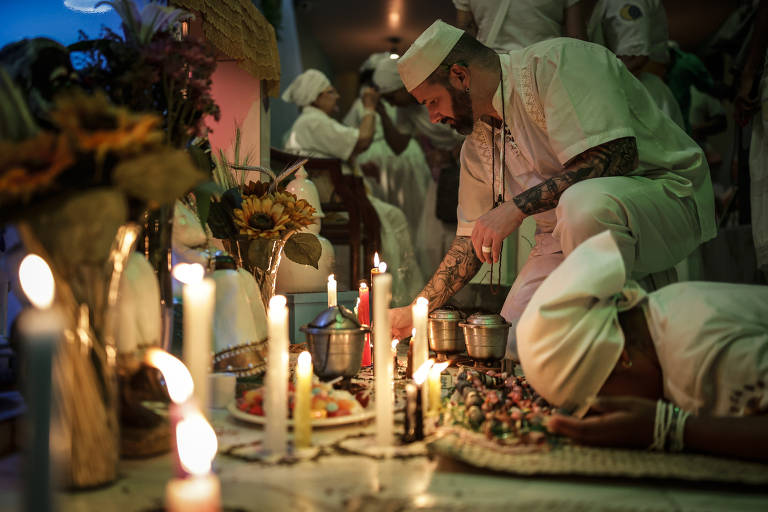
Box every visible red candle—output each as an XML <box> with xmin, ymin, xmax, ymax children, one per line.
<box><xmin>358</xmin><ymin>281</ymin><xmax>372</xmax><ymax>367</ymax></box>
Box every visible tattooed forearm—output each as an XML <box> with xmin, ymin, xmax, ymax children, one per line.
<box><xmin>418</xmin><ymin>236</ymin><xmax>483</xmax><ymax>310</ymax></box>
<box><xmin>512</xmin><ymin>137</ymin><xmax>638</xmax><ymax>216</ymax></box>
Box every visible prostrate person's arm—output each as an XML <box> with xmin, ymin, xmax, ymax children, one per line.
<box><xmin>455</xmin><ymin>9</ymin><xmax>478</xmax><ymax>37</ymax></box>
<box><xmin>376</xmin><ymin>101</ymin><xmax>411</xmax><ymax>155</ymax></box>
<box><xmin>563</xmin><ymin>0</ymin><xmax>588</xmax><ymax>41</ymax></box>
<box><xmin>389</xmin><ymin>236</ymin><xmax>482</xmax><ymax>339</ymax></box>
<box><xmin>472</xmin><ymin>137</ymin><xmax>638</xmax><ymax>263</ymax></box>
<box><xmin>351</xmin><ymin>87</ymin><xmax>379</xmax><ymax>156</ymax></box>
<box><xmin>548</xmin><ymin>396</ymin><xmax>768</xmax><ymax>462</ymax></box>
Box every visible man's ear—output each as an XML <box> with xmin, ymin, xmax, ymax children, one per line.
<box><xmin>448</xmin><ymin>63</ymin><xmax>470</xmax><ymax>90</ymax></box>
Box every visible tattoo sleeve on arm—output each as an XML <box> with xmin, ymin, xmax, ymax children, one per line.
<box><xmin>512</xmin><ymin>136</ymin><xmax>638</xmax><ymax>216</ymax></box>
<box><xmin>418</xmin><ymin>236</ymin><xmax>483</xmax><ymax>310</ymax></box>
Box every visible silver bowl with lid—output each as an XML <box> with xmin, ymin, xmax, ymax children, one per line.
<box><xmin>300</xmin><ymin>305</ymin><xmax>370</xmax><ymax>379</ymax></box>
<box><xmin>428</xmin><ymin>307</ymin><xmax>466</xmax><ymax>354</ymax></box>
<box><xmin>459</xmin><ymin>313</ymin><xmax>511</xmax><ymax>361</ymax></box>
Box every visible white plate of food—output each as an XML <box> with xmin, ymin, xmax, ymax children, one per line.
<box><xmin>228</xmin><ymin>382</ymin><xmax>375</xmax><ymax>428</ymax></box>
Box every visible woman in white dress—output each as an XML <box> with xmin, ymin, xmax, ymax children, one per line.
<box><xmin>282</xmin><ymin>69</ymin><xmax>425</xmax><ymax>306</ymax></box>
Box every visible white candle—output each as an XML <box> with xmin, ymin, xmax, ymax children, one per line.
<box><xmin>373</xmin><ymin>267</ymin><xmax>394</xmax><ymax>446</ymax></box>
<box><xmin>18</xmin><ymin>254</ymin><xmax>62</xmax><ymax>512</ymax></box>
<box><xmin>175</xmin><ymin>263</ymin><xmax>216</xmax><ymax>416</ymax></box>
<box><xmin>165</xmin><ymin>411</ymin><xmax>221</xmax><ymax>512</ymax></box>
<box><xmin>294</xmin><ymin>351</ymin><xmax>312</xmax><ymax>448</ymax></box>
<box><xmin>327</xmin><ymin>274</ymin><xmax>337</xmax><ymax>307</ymax></box>
<box><xmin>265</xmin><ymin>295</ymin><xmax>289</xmax><ymax>456</ymax></box>
<box><xmin>428</xmin><ymin>361</ymin><xmax>450</xmax><ymax>414</ymax></box>
<box><xmin>411</xmin><ymin>297</ymin><xmax>429</xmax><ymax>377</ymax></box>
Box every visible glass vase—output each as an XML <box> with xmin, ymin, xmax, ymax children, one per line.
<box><xmin>225</xmin><ymin>236</ymin><xmax>286</xmax><ymax>308</ymax></box>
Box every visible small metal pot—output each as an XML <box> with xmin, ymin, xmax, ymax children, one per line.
<box><xmin>459</xmin><ymin>313</ymin><xmax>511</xmax><ymax>361</ymax></box>
<box><xmin>428</xmin><ymin>308</ymin><xmax>465</xmax><ymax>354</ymax></box>
<box><xmin>300</xmin><ymin>305</ymin><xmax>370</xmax><ymax>379</ymax></box>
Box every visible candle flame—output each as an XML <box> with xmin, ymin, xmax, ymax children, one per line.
<box><xmin>378</xmin><ymin>262</ymin><xmax>388</xmax><ymax>273</ymax></box>
<box><xmin>431</xmin><ymin>361</ymin><xmax>450</xmax><ymax>375</ymax></box>
<box><xmin>415</xmin><ymin>296</ymin><xmax>428</xmax><ymax>308</ymax></box>
<box><xmin>269</xmin><ymin>294</ymin><xmax>287</xmax><ymax>312</ymax></box>
<box><xmin>145</xmin><ymin>348</ymin><xmax>194</xmax><ymax>404</ymax></box>
<box><xmin>176</xmin><ymin>411</ymin><xmax>217</xmax><ymax>476</ymax></box>
<box><xmin>373</xmin><ymin>252</ymin><xmax>380</xmax><ymax>267</ymax></box>
<box><xmin>413</xmin><ymin>359</ymin><xmax>434</xmax><ymax>385</ymax></box>
<box><xmin>19</xmin><ymin>254</ymin><xmax>55</xmax><ymax>309</ymax></box>
<box><xmin>172</xmin><ymin>262</ymin><xmax>204</xmax><ymax>284</ymax></box>
<box><xmin>328</xmin><ymin>274</ymin><xmax>336</xmax><ymax>283</ymax></box>
<box><xmin>298</xmin><ymin>351</ymin><xmax>312</xmax><ymax>373</ymax></box>
<box><xmin>359</xmin><ymin>281</ymin><xmax>368</xmax><ymax>290</ymax></box>
<box><xmin>391</xmin><ymin>338</ymin><xmax>399</xmax><ymax>350</ymax></box>
<box><xmin>411</xmin><ymin>328</ymin><xmax>416</xmax><ymax>338</ymax></box>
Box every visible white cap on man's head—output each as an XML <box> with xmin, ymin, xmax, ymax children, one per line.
<box><xmin>281</xmin><ymin>69</ymin><xmax>331</xmax><ymax>107</ymax></box>
<box><xmin>397</xmin><ymin>19</ymin><xmax>464</xmax><ymax>92</ymax></box>
<box><xmin>373</xmin><ymin>57</ymin><xmax>404</xmax><ymax>94</ymax></box>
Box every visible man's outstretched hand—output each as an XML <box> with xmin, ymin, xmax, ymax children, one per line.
<box><xmin>389</xmin><ymin>306</ymin><xmax>413</xmax><ymax>340</ymax></box>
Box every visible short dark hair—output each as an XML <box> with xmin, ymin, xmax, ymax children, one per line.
<box><xmin>426</xmin><ymin>33</ymin><xmax>497</xmax><ymax>86</ymax></box>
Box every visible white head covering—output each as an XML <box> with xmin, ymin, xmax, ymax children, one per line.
<box><xmin>517</xmin><ymin>231</ymin><xmax>647</xmax><ymax>417</ymax></box>
<box><xmin>281</xmin><ymin>69</ymin><xmax>331</xmax><ymax>107</ymax></box>
<box><xmin>360</xmin><ymin>52</ymin><xmax>391</xmax><ymax>73</ymax></box>
<box><xmin>373</xmin><ymin>57</ymin><xmax>404</xmax><ymax>94</ymax></box>
<box><xmin>398</xmin><ymin>19</ymin><xmax>463</xmax><ymax>91</ymax></box>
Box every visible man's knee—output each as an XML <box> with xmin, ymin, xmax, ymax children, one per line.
<box><xmin>555</xmin><ymin>183</ymin><xmax>627</xmax><ymax>244</ymax></box>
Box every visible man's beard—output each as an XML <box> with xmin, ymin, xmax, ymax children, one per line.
<box><xmin>446</xmin><ymin>84</ymin><xmax>475</xmax><ymax>135</ymax></box>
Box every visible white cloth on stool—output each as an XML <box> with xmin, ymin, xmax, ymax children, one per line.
<box><xmin>115</xmin><ymin>253</ymin><xmax>162</xmax><ymax>354</ymax></box>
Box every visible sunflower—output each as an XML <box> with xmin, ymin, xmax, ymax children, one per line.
<box><xmin>242</xmin><ymin>180</ymin><xmax>270</xmax><ymax>198</ymax></box>
<box><xmin>272</xmin><ymin>190</ymin><xmax>316</xmax><ymax>230</ymax></box>
<box><xmin>234</xmin><ymin>195</ymin><xmax>291</xmax><ymax>239</ymax></box>
<box><xmin>0</xmin><ymin>132</ymin><xmax>75</xmax><ymax>202</ymax></box>
<box><xmin>49</xmin><ymin>91</ymin><xmax>163</xmax><ymax>166</ymax></box>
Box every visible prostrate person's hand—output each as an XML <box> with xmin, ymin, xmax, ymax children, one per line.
<box><xmin>388</xmin><ymin>306</ymin><xmax>413</xmax><ymax>340</ymax></box>
<box><xmin>547</xmin><ymin>396</ymin><xmax>656</xmax><ymax>449</ymax></box>
<box><xmin>471</xmin><ymin>201</ymin><xmax>525</xmax><ymax>264</ymax></box>
<box><xmin>361</xmin><ymin>86</ymin><xmax>380</xmax><ymax>111</ymax></box>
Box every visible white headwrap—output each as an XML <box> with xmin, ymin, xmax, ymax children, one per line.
<box><xmin>517</xmin><ymin>231</ymin><xmax>647</xmax><ymax>417</ymax></box>
<box><xmin>360</xmin><ymin>52</ymin><xmax>391</xmax><ymax>73</ymax></box>
<box><xmin>281</xmin><ymin>69</ymin><xmax>331</xmax><ymax>107</ymax></box>
<box><xmin>398</xmin><ymin>19</ymin><xmax>463</xmax><ymax>91</ymax></box>
<box><xmin>373</xmin><ymin>57</ymin><xmax>404</xmax><ymax>94</ymax></box>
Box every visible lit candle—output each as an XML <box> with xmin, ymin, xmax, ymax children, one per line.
<box><xmin>165</xmin><ymin>411</ymin><xmax>221</xmax><ymax>512</ymax></box>
<box><xmin>411</xmin><ymin>297</ymin><xmax>429</xmax><ymax>379</ymax></box>
<box><xmin>373</xmin><ymin>266</ymin><xmax>393</xmax><ymax>446</ymax></box>
<box><xmin>327</xmin><ymin>274</ymin><xmax>337</xmax><ymax>308</ymax></box>
<box><xmin>265</xmin><ymin>295</ymin><xmax>289</xmax><ymax>456</ymax></box>
<box><xmin>404</xmin><ymin>360</ymin><xmax>432</xmax><ymax>442</ymax></box>
<box><xmin>294</xmin><ymin>351</ymin><xmax>313</xmax><ymax>449</ymax></box>
<box><xmin>174</xmin><ymin>263</ymin><xmax>215</xmax><ymax>416</ymax></box>
<box><xmin>428</xmin><ymin>361</ymin><xmax>450</xmax><ymax>414</ymax></box>
<box><xmin>358</xmin><ymin>281</ymin><xmax>371</xmax><ymax>367</ymax></box>
<box><xmin>146</xmin><ymin>348</ymin><xmax>195</xmax><ymax>477</ymax></box>
<box><xmin>18</xmin><ymin>254</ymin><xmax>63</xmax><ymax>512</ymax></box>
<box><xmin>369</xmin><ymin>253</ymin><xmax>381</xmax><ymax>325</ymax></box>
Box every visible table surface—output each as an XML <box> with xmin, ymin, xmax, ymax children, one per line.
<box><xmin>2</xmin><ymin>364</ymin><xmax>768</xmax><ymax>512</ymax></box>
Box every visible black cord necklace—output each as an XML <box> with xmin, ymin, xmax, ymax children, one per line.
<box><xmin>489</xmin><ymin>66</ymin><xmax>507</xmax><ymax>294</ymax></box>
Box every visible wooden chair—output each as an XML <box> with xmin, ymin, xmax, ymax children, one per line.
<box><xmin>270</xmin><ymin>148</ymin><xmax>382</xmax><ymax>286</ymax></box>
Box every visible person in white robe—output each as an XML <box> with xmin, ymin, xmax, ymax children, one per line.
<box><xmin>282</xmin><ymin>69</ymin><xmax>425</xmax><ymax>305</ymax></box>
<box><xmin>454</xmin><ymin>0</ymin><xmax>587</xmax><ymax>53</ymax></box>
<box><xmin>588</xmin><ymin>0</ymin><xmax>685</xmax><ymax>129</ymax></box>
<box><xmin>518</xmin><ymin>230</ymin><xmax>768</xmax><ymax>461</ymax></box>
<box><xmin>371</xmin><ymin>57</ymin><xmax>465</xmax><ymax>278</ymax></box>
<box><xmin>387</xmin><ymin>21</ymin><xmax>716</xmax><ymax>361</ymax></box>
<box><xmin>343</xmin><ymin>53</ymin><xmax>431</xmax><ymax>261</ymax></box>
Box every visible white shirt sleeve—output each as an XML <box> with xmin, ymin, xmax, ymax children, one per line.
<box><xmin>453</xmin><ymin>0</ymin><xmax>471</xmax><ymax>10</ymax></box>
<box><xmin>306</xmin><ymin>114</ymin><xmax>360</xmax><ymax>161</ymax></box>
<box><xmin>456</xmin><ymin>133</ymin><xmax>494</xmax><ymax>237</ymax></box>
<box><xmin>532</xmin><ymin>42</ymin><xmax>636</xmax><ymax>164</ymax></box>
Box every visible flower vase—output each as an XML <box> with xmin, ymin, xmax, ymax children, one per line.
<box><xmin>225</xmin><ymin>237</ymin><xmax>285</xmax><ymax>309</ymax></box>
<box><xmin>17</xmin><ymin>188</ymin><xmax>137</xmax><ymax>489</ymax></box>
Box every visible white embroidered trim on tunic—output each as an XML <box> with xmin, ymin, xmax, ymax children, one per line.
<box><xmin>519</xmin><ymin>67</ymin><xmax>547</xmax><ymax>132</ymax></box>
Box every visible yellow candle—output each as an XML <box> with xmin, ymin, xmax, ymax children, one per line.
<box><xmin>165</xmin><ymin>411</ymin><xmax>220</xmax><ymax>512</ymax></box>
<box><xmin>327</xmin><ymin>274</ymin><xmax>337</xmax><ymax>307</ymax></box>
<box><xmin>428</xmin><ymin>361</ymin><xmax>450</xmax><ymax>414</ymax></box>
<box><xmin>294</xmin><ymin>351</ymin><xmax>313</xmax><ymax>448</ymax></box>
<box><xmin>174</xmin><ymin>263</ymin><xmax>216</xmax><ymax>415</ymax></box>
<box><xmin>265</xmin><ymin>295</ymin><xmax>289</xmax><ymax>456</ymax></box>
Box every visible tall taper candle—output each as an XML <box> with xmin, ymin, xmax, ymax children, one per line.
<box><xmin>358</xmin><ymin>281</ymin><xmax>371</xmax><ymax>367</ymax></box>
<box><xmin>373</xmin><ymin>265</ymin><xmax>393</xmax><ymax>446</ymax></box>
<box><xmin>178</xmin><ymin>264</ymin><xmax>216</xmax><ymax>416</ymax></box>
<box><xmin>294</xmin><ymin>351</ymin><xmax>312</xmax><ymax>448</ymax></box>
<box><xmin>327</xmin><ymin>274</ymin><xmax>337</xmax><ymax>307</ymax></box>
<box><xmin>411</xmin><ymin>297</ymin><xmax>428</xmax><ymax>377</ymax></box>
<box><xmin>265</xmin><ymin>295</ymin><xmax>289</xmax><ymax>455</ymax></box>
